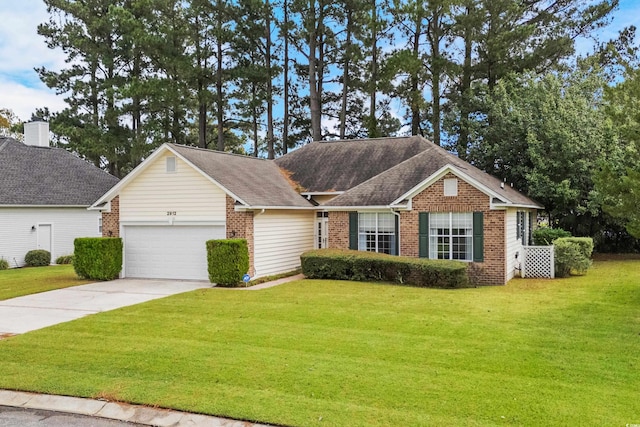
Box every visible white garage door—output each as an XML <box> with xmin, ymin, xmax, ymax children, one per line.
<box><xmin>124</xmin><ymin>225</ymin><xmax>225</xmax><ymax>280</ymax></box>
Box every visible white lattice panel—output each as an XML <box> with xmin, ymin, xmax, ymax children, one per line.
<box><xmin>522</xmin><ymin>246</ymin><xmax>554</xmax><ymax>279</ymax></box>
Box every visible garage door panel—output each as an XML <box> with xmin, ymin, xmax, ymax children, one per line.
<box><xmin>124</xmin><ymin>225</ymin><xmax>224</xmax><ymax>280</ymax></box>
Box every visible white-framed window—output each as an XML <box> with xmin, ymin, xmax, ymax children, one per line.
<box><xmin>516</xmin><ymin>211</ymin><xmax>526</xmax><ymax>243</ymax></box>
<box><xmin>166</xmin><ymin>156</ymin><xmax>176</xmax><ymax>173</ymax></box>
<box><xmin>98</xmin><ymin>216</ymin><xmax>103</xmax><ymax>234</ymax></box>
<box><xmin>444</xmin><ymin>178</ymin><xmax>458</xmax><ymax>196</ymax></box>
<box><xmin>358</xmin><ymin>212</ymin><xmax>396</xmax><ymax>255</ymax></box>
<box><xmin>429</xmin><ymin>212</ymin><xmax>473</xmax><ymax>260</ymax></box>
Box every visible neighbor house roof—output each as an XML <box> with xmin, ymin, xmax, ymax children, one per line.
<box><xmin>274</xmin><ymin>136</ymin><xmax>431</xmax><ymax>192</ymax></box>
<box><xmin>168</xmin><ymin>144</ymin><xmax>313</xmax><ymax>208</ymax></box>
<box><xmin>0</xmin><ymin>137</ymin><xmax>119</xmax><ymax>206</ymax></box>
<box><xmin>324</xmin><ymin>139</ymin><xmax>542</xmax><ymax>208</ymax></box>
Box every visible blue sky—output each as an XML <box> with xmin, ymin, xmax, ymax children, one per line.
<box><xmin>0</xmin><ymin>0</ymin><xmax>639</xmax><ymax>122</ymax></box>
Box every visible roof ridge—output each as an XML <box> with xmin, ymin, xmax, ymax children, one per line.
<box><xmin>316</xmin><ymin>135</ymin><xmax>431</xmax><ymax>144</ymax></box>
<box><xmin>170</xmin><ymin>143</ymin><xmax>271</xmax><ymax>161</ymax></box>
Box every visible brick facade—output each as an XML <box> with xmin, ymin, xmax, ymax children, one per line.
<box><xmin>328</xmin><ymin>211</ymin><xmax>350</xmax><ymax>249</ymax></box>
<box><xmin>101</xmin><ymin>196</ymin><xmax>120</xmax><ymax>237</ymax></box>
<box><xmin>225</xmin><ymin>196</ymin><xmax>255</xmax><ymax>276</ymax></box>
<box><xmin>328</xmin><ymin>173</ymin><xmax>508</xmax><ymax>285</ymax></box>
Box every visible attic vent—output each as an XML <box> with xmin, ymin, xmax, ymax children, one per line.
<box><xmin>444</xmin><ymin>178</ymin><xmax>458</xmax><ymax>197</ymax></box>
<box><xmin>166</xmin><ymin>156</ymin><xmax>176</xmax><ymax>173</ymax></box>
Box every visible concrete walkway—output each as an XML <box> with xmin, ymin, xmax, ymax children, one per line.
<box><xmin>0</xmin><ymin>279</ymin><xmax>210</xmax><ymax>335</ymax></box>
<box><xmin>0</xmin><ymin>390</ymin><xmax>270</xmax><ymax>426</ymax></box>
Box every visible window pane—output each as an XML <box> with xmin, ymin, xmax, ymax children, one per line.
<box><xmin>358</xmin><ymin>213</ymin><xmax>376</xmax><ymax>233</ymax></box>
<box><xmin>377</xmin><ymin>213</ymin><xmax>395</xmax><ymax>233</ymax></box>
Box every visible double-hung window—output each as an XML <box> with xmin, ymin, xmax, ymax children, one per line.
<box><xmin>358</xmin><ymin>212</ymin><xmax>397</xmax><ymax>255</ymax></box>
<box><xmin>429</xmin><ymin>212</ymin><xmax>473</xmax><ymax>260</ymax></box>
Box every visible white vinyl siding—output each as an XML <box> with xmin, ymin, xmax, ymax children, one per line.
<box><xmin>119</xmin><ymin>152</ymin><xmax>226</xmax><ymax>223</ymax></box>
<box><xmin>505</xmin><ymin>208</ymin><xmax>532</xmax><ymax>281</ymax></box>
<box><xmin>254</xmin><ymin>210</ymin><xmax>314</xmax><ymax>278</ymax></box>
<box><xmin>0</xmin><ymin>207</ymin><xmax>101</xmax><ymax>267</ymax></box>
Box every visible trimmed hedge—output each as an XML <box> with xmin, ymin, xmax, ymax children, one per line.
<box><xmin>533</xmin><ymin>227</ymin><xmax>571</xmax><ymax>245</ymax></box>
<box><xmin>55</xmin><ymin>254</ymin><xmax>74</xmax><ymax>265</ymax></box>
<box><xmin>0</xmin><ymin>259</ymin><xmax>8</xmax><ymax>270</ymax></box>
<box><xmin>207</xmin><ymin>239</ymin><xmax>250</xmax><ymax>287</ymax></box>
<box><xmin>301</xmin><ymin>249</ymin><xmax>471</xmax><ymax>288</ymax></box>
<box><xmin>25</xmin><ymin>250</ymin><xmax>51</xmax><ymax>267</ymax></box>
<box><xmin>74</xmin><ymin>238</ymin><xmax>122</xmax><ymax>280</ymax></box>
<box><xmin>554</xmin><ymin>237</ymin><xmax>593</xmax><ymax>277</ymax></box>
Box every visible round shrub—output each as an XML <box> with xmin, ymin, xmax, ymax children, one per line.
<box><xmin>25</xmin><ymin>250</ymin><xmax>51</xmax><ymax>267</ymax></box>
<box><xmin>0</xmin><ymin>259</ymin><xmax>9</xmax><ymax>270</ymax></box>
<box><xmin>55</xmin><ymin>254</ymin><xmax>74</xmax><ymax>265</ymax></box>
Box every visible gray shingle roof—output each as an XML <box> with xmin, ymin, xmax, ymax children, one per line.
<box><xmin>0</xmin><ymin>137</ymin><xmax>119</xmax><ymax>206</ymax></box>
<box><xmin>169</xmin><ymin>144</ymin><xmax>313</xmax><ymax>207</ymax></box>
<box><xmin>274</xmin><ymin>136</ymin><xmax>431</xmax><ymax>192</ymax></box>
<box><xmin>324</xmin><ymin>139</ymin><xmax>542</xmax><ymax>208</ymax></box>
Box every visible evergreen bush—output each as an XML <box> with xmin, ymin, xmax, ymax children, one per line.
<box><xmin>554</xmin><ymin>237</ymin><xmax>593</xmax><ymax>277</ymax></box>
<box><xmin>533</xmin><ymin>227</ymin><xmax>571</xmax><ymax>245</ymax></box>
<box><xmin>74</xmin><ymin>238</ymin><xmax>122</xmax><ymax>280</ymax></box>
<box><xmin>207</xmin><ymin>239</ymin><xmax>250</xmax><ymax>287</ymax></box>
<box><xmin>55</xmin><ymin>254</ymin><xmax>74</xmax><ymax>265</ymax></box>
<box><xmin>25</xmin><ymin>250</ymin><xmax>51</xmax><ymax>267</ymax></box>
<box><xmin>0</xmin><ymin>258</ymin><xmax>8</xmax><ymax>270</ymax></box>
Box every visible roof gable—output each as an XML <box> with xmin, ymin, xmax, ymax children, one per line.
<box><xmin>0</xmin><ymin>137</ymin><xmax>119</xmax><ymax>206</ymax></box>
<box><xmin>274</xmin><ymin>136</ymin><xmax>431</xmax><ymax>192</ymax></box>
<box><xmin>324</xmin><ymin>141</ymin><xmax>542</xmax><ymax>209</ymax></box>
<box><xmin>94</xmin><ymin>144</ymin><xmax>313</xmax><ymax>209</ymax></box>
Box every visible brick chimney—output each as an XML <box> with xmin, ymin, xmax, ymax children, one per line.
<box><xmin>24</xmin><ymin>119</ymin><xmax>50</xmax><ymax>147</ymax></box>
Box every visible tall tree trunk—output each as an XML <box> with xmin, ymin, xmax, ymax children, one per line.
<box><xmin>428</xmin><ymin>9</ymin><xmax>441</xmax><ymax>146</ymax></box>
<box><xmin>368</xmin><ymin>0</ymin><xmax>377</xmax><ymax>137</ymax></box>
<box><xmin>339</xmin><ymin>8</ymin><xmax>352</xmax><ymax>139</ymax></box>
<box><xmin>216</xmin><ymin>10</ymin><xmax>224</xmax><ymax>152</ymax></box>
<box><xmin>282</xmin><ymin>0</ymin><xmax>290</xmax><ymax>154</ymax></box>
<box><xmin>410</xmin><ymin>20</ymin><xmax>420</xmax><ymax>136</ymax></box>
<box><xmin>457</xmin><ymin>3</ymin><xmax>473</xmax><ymax>159</ymax></box>
<box><xmin>265</xmin><ymin>0</ymin><xmax>275</xmax><ymax>158</ymax></box>
<box><xmin>309</xmin><ymin>0</ymin><xmax>322</xmax><ymax>141</ymax></box>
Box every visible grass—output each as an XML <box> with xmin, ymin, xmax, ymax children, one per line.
<box><xmin>0</xmin><ymin>265</ymin><xmax>92</xmax><ymax>300</ymax></box>
<box><xmin>0</xmin><ymin>260</ymin><xmax>638</xmax><ymax>426</ymax></box>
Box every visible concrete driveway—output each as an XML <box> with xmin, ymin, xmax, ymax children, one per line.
<box><xmin>0</xmin><ymin>279</ymin><xmax>210</xmax><ymax>335</ymax></box>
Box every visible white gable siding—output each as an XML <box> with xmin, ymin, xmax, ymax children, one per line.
<box><xmin>119</xmin><ymin>152</ymin><xmax>226</xmax><ymax>223</ymax></box>
<box><xmin>0</xmin><ymin>207</ymin><xmax>101</xmax><ymax>267</ymax></box>
<box><xmin>253</xmin><ymin>210</ymin><xmax>314</xmax><ymax>278</ymax></box>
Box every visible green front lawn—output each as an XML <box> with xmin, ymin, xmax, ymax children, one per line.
<box><xmin>0</xmin><ymin>260</ymin><xmax>638</xmax><ymax>426</ymax></box>
<box><xmin>0</xmin><ymin>265</ymin><xmax>92</xmax><ymax>300</ymax></box>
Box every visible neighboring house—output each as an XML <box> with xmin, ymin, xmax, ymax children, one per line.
<box><xmin>0</xmin><ymin>121</ymin><xmax>119</xmax><ymax>267</ymax></box>
<box><xmin>93</xmin><ymin>136</ymin><xmax>542</xmax><ymax>285</ymax></box>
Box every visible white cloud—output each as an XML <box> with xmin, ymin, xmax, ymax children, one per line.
<box><xmin>0</xmin><ymin>0</ymin><xmax>67</xmax><ymax>122</ymax></box>
<box><xmin>0</xmin><ymin>78</ymin><xmax>66</xmax><ymax>121</ymax></box>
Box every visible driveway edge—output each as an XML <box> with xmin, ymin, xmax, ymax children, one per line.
<box><xmin>0</xmin><ymin>390</ymin><xmax>271</xmax><ymax>426</ymax></box>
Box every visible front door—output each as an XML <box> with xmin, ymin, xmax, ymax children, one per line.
<box><xmin>315</xmin><ymin>212</ymin><xmax>329</xmax><ymax>249</ymax></box>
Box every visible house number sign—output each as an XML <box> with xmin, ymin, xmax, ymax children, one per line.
<box><xmin>166</xmin><ymin>211</ymin><xmax>177</xmax><ymax>216</ymax></box>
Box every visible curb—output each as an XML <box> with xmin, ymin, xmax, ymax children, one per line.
<box><xmin>0</xmin><ymin>390</ymin><xmax>272</xmax><ymax>426</ymax></box>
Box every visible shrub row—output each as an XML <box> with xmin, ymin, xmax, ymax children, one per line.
<box><xmin>554</xmin><ymin>237</ymin><xmax>594</xmax><ymax>277</ymax></box>
<box><xmin>207</xmin><ymin>239</ymin><xmax>250</xmax><ymax>287</ymax></box>
<box><xmin>300</xmin><ymin>249</ymin><xmax>471</xmax><ymax>288</ymax></box>
<box><xmin>55</xmin><ymin>254</ymin><xmax>74</xmax><ymax>265</ymax></box>
<box><xmin>74</xmin><ymin>238</ymin><xmax>122</xmax><ymax>280</ymax></box>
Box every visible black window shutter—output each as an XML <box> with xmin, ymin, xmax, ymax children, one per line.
<box><xmin>349</xmin><ymin>212</ymin><xmax>358</xmax><ymax>250</ymax></box>
<box><xmin>473</xmin><ymin>211</ymin><xmax>484</xmax><ymax>262</ymax></box>
<box><xmin>418</xmin><ymin>212</ymin><xmax>429</xmax><ymax>258</ymax></box>
<box><xmin>528</xmin><ymin>211</ymin><xmax>534</xmax><ymax>245</ymax></box>
<box><xmin>516</xmin><ymin>212</ymin><xmax>521</xmax><ymax>240</ymax></box>
<box><xmin>392</xmin><ymin>214</ymin><xmax>399</xmax><ymax>256</ymax></box>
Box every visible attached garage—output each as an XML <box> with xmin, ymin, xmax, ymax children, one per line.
<box><xmin>123</xmin><ymin>225</ymin><xmax>225</xmax><ymax>280</ymax></box>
